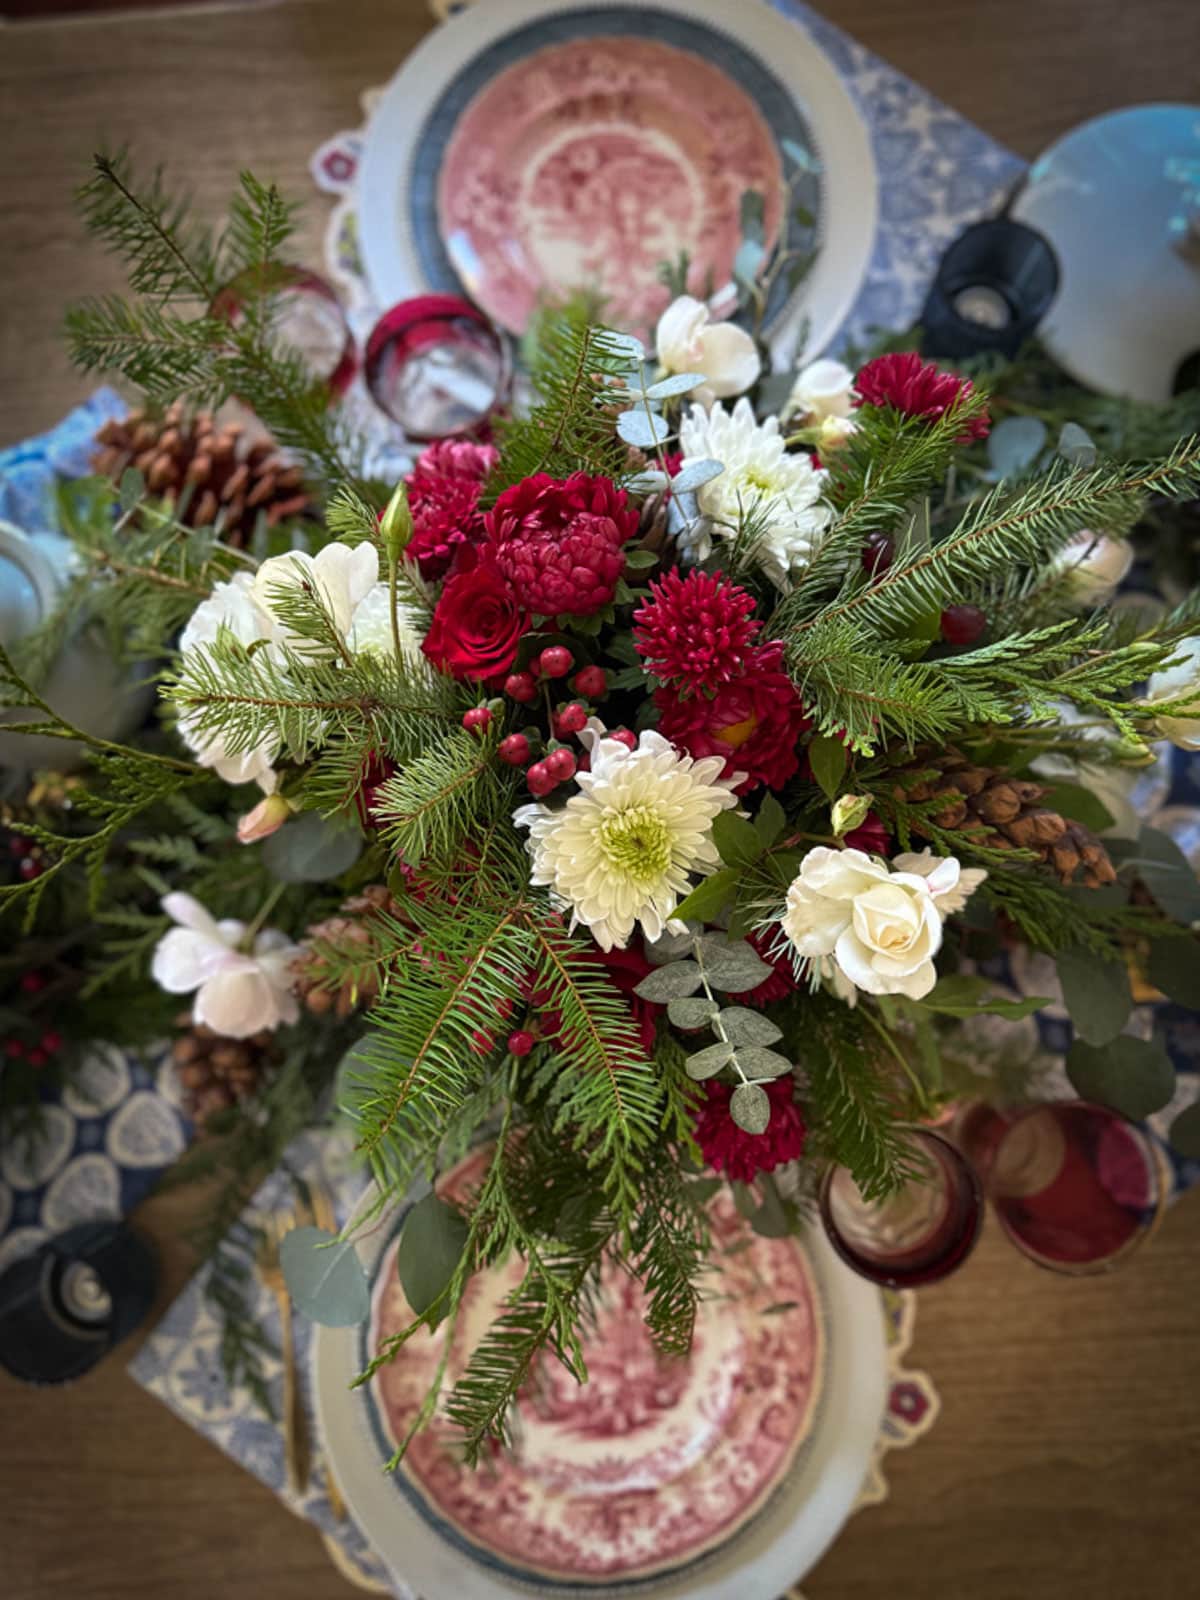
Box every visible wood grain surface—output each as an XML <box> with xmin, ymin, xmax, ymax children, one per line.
<box><xmin>2</xmin><ymin>3</ymin><xmax>1200</xmax><ymax>1598</ymax></box>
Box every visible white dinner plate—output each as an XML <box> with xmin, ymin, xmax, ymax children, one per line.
<box><xmin>357</xmin><ymin>0</ymin><xmax>877</xmax><ymax>366</ymax></box>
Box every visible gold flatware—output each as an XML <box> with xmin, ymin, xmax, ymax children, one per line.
<box><xmin>304</xmin><ymin>1177</ymin><xmax>350</xmax><ymax>1524</ymax></box>
<box><xmin>256</xmin><ymin>1208</ymin><xmax>310</xmax><ymax>1497</ymax></box>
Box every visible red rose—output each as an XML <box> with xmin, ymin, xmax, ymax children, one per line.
<box><xmin>422</xmin><ymin>558</ymin><xmax>530</xmax><ymax>680</ymax></box>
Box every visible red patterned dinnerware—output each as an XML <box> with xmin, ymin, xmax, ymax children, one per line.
<box><xmin>211</xmin><ymin>265</ymin><xmax>356</xmax><ymax>397</ymax></box>
<box><xmin>363</xmin><ymin>295</ymin><xmax>511</xmax><ymax>440</ymax></box>
<box><xmin>436</xmin><ymin>35</ymin><xmax>783</xmax><ymax>337</ymax></box>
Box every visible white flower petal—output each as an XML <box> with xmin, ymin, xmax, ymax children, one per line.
<box><xmin>194</xmin><ymin>965</ymin><xmax>282</xmax><ymax>1038</ymax></box>
<box><xmin>695</xmin><ymin>321</ymin><xmax>761</xmax><ymax>398</ymax></box>
<box><xmin>150</xmin><ymin>929</ymin><xmax>232</xmax><ymax>994</ymax></box>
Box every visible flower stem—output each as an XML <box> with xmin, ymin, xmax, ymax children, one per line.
<box><xmin>240</xmin><ymin>881</ymin><xmax>286</xmax><ymax>951</ymax></box>
<box><xmin>388</xmin><ymin>551</ymin><xmax>405</xmax><ymax>673</ymax></box>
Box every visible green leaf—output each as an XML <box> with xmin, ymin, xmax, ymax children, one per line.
<box><xmin>1134</xmin><ymin>826</ymin><xmax>1200</xmax><ymax>924</ymax></box>
<box><xmin>735</xmin><ymin>1045</ymin><xmax>793</xmax><ymax>1080</ymax></box>
<box><xmin>1146</xmin><ymin>936</ymin><xmax>1200</xmax><ymax>1006</ymax></box>
<box><xmin>697</xmin><ymin>934</ymin><xmax>772</xmax><ymax>993</ymax></box>
<box><xmin>712</xmin><ymin>810</ymin><xmax>762</xmax><ymax>869</ymax></box>
<box><xmin>1039</xmin><ymin>781</ymin><xmax>1115</xmax><ymax>835</ymax></box>
<box><xmin>1065</xmin><ymin>1035</ymin><xmax>1175</xmax><ymax>1120</ymax></box>
<box><xmin>808</xmin><ymin>733</ymin><xmax>847</xmax><ymax>802</ymax></box>
<box><xmin>396</xmin><ymin>1191</ymin><xmax>469</xmax><ymax>1321</ymax></box>
<box><xmin>634</xmin><ymin>961</ymin><xmax>703</xmax><ymax>1002</ymax></box>
<box><xmin>644</xmin><ymin>372</ymin><xmax>706</xmax><ymax>400</ymax></box>
<box><xmin>685</xmin><ymin>1041</ymin><xmax>735</xmax><ymax>1079</ymax></box>
<box><xmin>624</xmin><ymin>547</ymin><xmax>659</xmax><ymax>569</ymax></box>
<box><xmin>731</xmin><ymin>1181</ymin><xmax>757</xmax><ymax>1219</ymax></box>
<box><xmin>719</xmin><ymin>1007</ymin><xmax>783</xmax><ymax>1047</ymax></box>
<box><xmin>917</xmin><ymin>974</ymin><xmax>1051</xmax><ymax>1021</ymax></box>
<box><xmin>1057</xmin><ymin>948</ymin><xmax>1133</xmax><ymax>1046</ymax></box>
<box><xmin>754</xmin><ymin>791</ymin><xmax>787</xmax><ymax>848</ymax></box>
<box><xmin>261</xmin><ymin>810</ymin><xmax>362</xmax><ymax>884</ymax></box>
<box><xmin>1168</xmin><ymin>1102</ymin><xmax>1200</xmax><ymax>1158</ymax></box>
<box><xmin>749</xmin><ymin>1175</ymin><xmax>792</xmax><ymax>1239</ymax></box>
<box><xmin>667</xmin><ymin>996</ymin><xmax>720</xmax><ymax>1030</ymax></box>
<box><xmin>672</xmin><ymin>867</ymin><xmax>739</xmax><ymax>924</ymax></box>
<box><xmin>118</xmin><ymin>466</ymin><xmax>144</xmax><ymax>512</ymax></box>
<box><xmin>279</xmin><ymin>1226</ymin><xmax>369</xmax><ymax>1327</ymax></box>
<box><xmin>739</xmin><ymin>188</ymin><xmax>766</xmax><ymax>244</ymax></box>
<box><xmin>730</xmin><ymin>1081</ymin><xmax>770</xmax><ymax>1133</ymax></box>
<box><xmin>1058</xmin><ymin>421</ymin><xmax>1097</xmax><ymax>468</ymax></box>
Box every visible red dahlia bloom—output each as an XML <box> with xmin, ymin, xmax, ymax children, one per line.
<box><xmin>843</xmin><ymin>810</ymin><xmax>892</xmax><ymax>857</ymax></box>
<box><xmin>486</xmin><ymin>472</ymin><xmax>638</xmax><ymax>617</ymax></box>
<box><xmin>633</xmin><ymin>568</ymin><xmax>760</xmax><ymax>694</ymax></box>
<box><xmin>654</xmin><ymin>642</ymin><xmax>810</xmax><ymax>794</ymax></box>
<box><xmin>693</xmin><ymin>1077</ymin><xmax>806</xmax><ymax>1184</ymax></box>
<box><xmin>406</xmin><ymin>439</ymin><xmax>499</xmax><ymax>580</ymax></box>
<box><xmin>854</xmin><ymin>351</ymin><xmax>990</xmax><ymax>441</ymax></box>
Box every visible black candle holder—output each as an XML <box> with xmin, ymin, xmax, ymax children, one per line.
<box><xmin>0</xmin><ymin>1220</ymin><xmax>158</xmax><ymax>1385</ymax></box>
<box><xmin>919</xmin><ymin>218</ymin><xmax>1059</xmax><ymax>361</ymax></box>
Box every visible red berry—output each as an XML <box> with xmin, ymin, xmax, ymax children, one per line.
<box><xmin>27</xmin><ymin>1048</ymin><xmax>49</xmax><ymax>1070</ymax></box>
<box><xmin>526</xmin><ymin>761</ymin><xmax>557</xmax><ymax>797</ymax></box>
<box><xmin>608</xmin><ymin>728</ymin><xmax>638</xmax><ymax>751</ymax></box>
<box><xmin>461</xmin><ymin>706</ymin><xmax>493</xmax><ymax>734</ymax></box>
<box><xmin>19</xmin><ymin>858</ymin><xmax>42</xmax><ymax>881</ymax></box>
<box><xmin>20</xmin><ymin>972</ymin><xmax>46</xmax><ymax>994</ymax></box>
<box><xmin>4</xmin><ymin>1039</ymin><xmax>24</xmax><ymax>1060</ymax></box>
<box><xmin>40</xmin><ymin>1031</ymin><xmax>63</xmax><ymax>1054</ymax></box>
<box><xmin>538</xmin><ymin>645</ymin><xmax>573</xmax><ymax>679</ymax></box>
<box><xmin>498</xmin><ymin>733</ymin><xmax>531</xmax><ymax>766</ymax></box>
<box><xmin>469</xmin><ymin>1029</ymin><xmax>494</xmax><ymax>1056</ymax></box>
<box><xmin>546</xmin><ymin>747</ymin><xmax>577</xmax><ymax>782</ymax></box>
<box><xmin>504</xmin><ymin>671</ymin><xmax>538</xmax><ymax>704</ymax></box>
<box><xmin>507</xmin><ymin>1029</ymin><xmax>536</xmax><ymax>1058</ymax></box>
<box><xmin>572</xmin><ymin>665</ymin><xmax>607</xmax><ymax>699</ymax></box>
<box><xmin>862</xmin><ymin>533</ymin><xmax>895</xmax><ymax>575</ymax></box>
<box><xmin>553</xmin><ymin>702</ymin><xmax>588</xmax><ymax>736</ymax></box>
<box><xmin>8</xmin><ymin>835</ymin><xmax>28</xmax><ymax>858</ymax></box>
<box><xmin>940</xmin><ymin>604</ymin><xmax>987</xmax><ymax>646</ymax></box>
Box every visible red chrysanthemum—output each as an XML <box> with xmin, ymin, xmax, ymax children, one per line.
<box><xmin>405</xmin><ymin>439</ymin><xmax>499</xmax><ymax>580</ymax></box>
<box><xmin>854</xmin><ymin>351</ymin><xmax>990</xmax><ymax>441</ymax></box>
<box><xmin>486</xmin><ymin>472</ymin><xmax>638</xmax><ymax>617</ymax></box>
<box><xmin>742</xmin><ymin>929</ymin><xmax>799</xmax><ymax>1008</ymax></box>
<box><xmin>633</xmin><ymin>569</ymin><xmax>760</xmax><ymax>694</ymax></box>
<box><xmin>654</xmin><ymin>642</ymin><xmax>811</xmax><ymax>794</ymax></box>
<box><xmin>693</xmin><ymin>1077</ymin><xmax>806</xmax><ymax>1184</ymax></box>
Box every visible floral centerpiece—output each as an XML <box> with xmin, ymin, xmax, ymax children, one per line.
<box><xmin>3</xmin><ymin>158</ymin><xmax>1199</xmax><ymax>1460</ymax></box>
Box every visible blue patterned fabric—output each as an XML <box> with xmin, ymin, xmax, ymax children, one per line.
<box><xmin>0</xmin><ymin>387</ymin><xmax>126</xmax><ymax>533</ymax></box>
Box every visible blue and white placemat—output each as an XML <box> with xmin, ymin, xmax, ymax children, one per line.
<box><xmin>0</xmin><ymin>386</ymin><xmax>126</xmax><ymax>532</ymax></box>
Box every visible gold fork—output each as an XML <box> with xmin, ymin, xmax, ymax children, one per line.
<box><xmin>256</xmin><ymin>1208</ymin><xmax>310</xmax><ymax>1497</ymax></box>
<box><xmin>304</xmin><ymin>1177</ymin><xmax>351</xmax><ymax>1524</ymax></box>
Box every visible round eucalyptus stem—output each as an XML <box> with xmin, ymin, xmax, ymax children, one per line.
<box><xmin>692</xmin><ymin>936</ymin><xmax>751</xmax><ymax>1089</ymax></box>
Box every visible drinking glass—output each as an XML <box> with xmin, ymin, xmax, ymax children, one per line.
<box><xmin>364</xmin><ymin>294</ymin><xmax>510</xmax><ymax>439</ymax></box>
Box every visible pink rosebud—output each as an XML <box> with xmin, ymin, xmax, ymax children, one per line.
<box><xmin>236</xmin><ymin>793</ymin><xmax>292</xmax><ymax>845</ymax></box>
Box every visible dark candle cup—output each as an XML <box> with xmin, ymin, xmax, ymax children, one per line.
<box><xmin>985</xmin><ymin>1101</ymin><xmax>1164</xmax><ymax>1275</ymax></box>
<box><xmin>819</xmin><ymin>1126</ymin><xmax>983</xmax><ymax>1289</ymax></box>
<box><xmin>364</xmin><ymin>295</ymin><xmax>510</xmax><ymax>441</ymax></box>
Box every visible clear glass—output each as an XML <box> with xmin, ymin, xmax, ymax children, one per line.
<box><xmin>364</xmin><ymin>298</ymin><xmax>510</xmax><ymax>440</ymax></box>
<box><xmin>818</xmin><ymin>1126</ymin><xmax>984</xmax><ymax>1288</ymax></box>
<box><xmin>985</xmin><ymin>1100</ymin><xmax>1165</xmax><ymax>1275</ymax></box>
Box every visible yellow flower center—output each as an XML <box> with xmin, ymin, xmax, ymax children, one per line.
<box><xmin>717</xmin><ymin>711</ymin><xmax>759</xmax><ymax>749</ymax></box>
<box><xmin>597</xmin><ymin>804</ymin><xmax>673</xmax><ymax>884</ymax></box>
<box><xmin>740</xmin><ymin>466</ymin><xmax>777</xmax><ymax>494</ymax></box>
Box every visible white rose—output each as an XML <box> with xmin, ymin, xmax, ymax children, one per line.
<box><xmin>780</xmin><ymin>846</ymin><xmax>945</xmax><ymax>1000</ymax></box>
<box><xmin>151</xmin><ymin>892</ymin><xmax>301</xmax><ymax>1037</ymax></box>
<box><xmin>177</xmin><ymin>572</ymin><xmax>280</xmax><ymax>793</ymax></box>
<box><xmin>251</xmin><ymin>540</ymin><xmax>378</xmax><ymax>658</ymax></box>
<box><xmin>892</xmin><ymin>848</ymin><xmax>987</xmax><ymax>917</ymax></box>
<box><xmin>786</xmin><ymin>357</ymin><xmax>855</xmax><ymax>422</ymax></box>
<box><xmin>347</xmin><ymin>580</ymin><xmax>428</xmax><ymax>669</ymax></box>
<box><xmin>654</xmin><ymin>294</ymin><xmax>761</xmax><ymax>402</ymax></box>
<box><xmin>1143</xmin><ymin>636</ymin><xmax>1200</xmax><ymax>751</ymax></box>
<box><xmin>1050</xmin><ymin>530</ymin><xmax>1134</xmax><ymax>606</ymax></box>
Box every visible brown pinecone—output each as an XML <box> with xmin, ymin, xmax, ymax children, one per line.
<box><xmin>172</xmin><ymin>1016</ymin><xmax>278</xmax><ymax>1127</ymax></box>
<box><xmin>290</xmin><ymin>884</ymin><xmax>404</xmax><ymax>1018</ymax></box>
<box><xmin>92</xmin><ymin>402</ymin><xmax>310</xmax><ymax>546</ymax></box>
<box><xmin>894</xmin><ymin>747</ymin><xmax>1117</xmax><ymax>889</ymax></box>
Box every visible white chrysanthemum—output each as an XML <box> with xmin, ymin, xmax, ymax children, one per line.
<box><xmin>348</xmin><ymin>581</ymin><xmax>428</xmax><ymax>669</ymax></box>
<box><xmin>514</xmin><ymin>722</ymin><xmax>743</xmax><ymax>951</ymax></box>
<box><xmin>678</xmin><ymin>398</ymin><xmax>833</xmax><ymax>588</ymax></box>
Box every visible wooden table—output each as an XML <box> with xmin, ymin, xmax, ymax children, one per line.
<box><xmin>2</xmin><ymin>3</ymin><xmax>1200</xmax><ymax>1597</ymax></box>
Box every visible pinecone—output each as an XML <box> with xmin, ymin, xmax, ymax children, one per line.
<box><xmin>894</xmin><ymin>747</ymin><xmax>1117</xmax><ymax>888</ymax></box>
<box><xmin>291</xmin><ymin>885</ymin><xmax>404</xmax><ymax>1018</ymax></box>
<box><xmin>172</xmin><ymin>1017</ymin><xmax>278</xmax><ymax>1127</ymax></box>
<box><xmin>92</xmin><ymin>403</ymin><xmax>309</xmax><ymax>546</ymax></box>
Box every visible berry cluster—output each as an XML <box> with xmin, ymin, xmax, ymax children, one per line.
<box><xmin>6</xmin><ymin>832</ymin><xmax>46</xmax><ymax>882</ymax></box>
<box><xmin>3</xmin><ymin>969</ymin><xmax>64</xmax><ymax>1070</ymax></box>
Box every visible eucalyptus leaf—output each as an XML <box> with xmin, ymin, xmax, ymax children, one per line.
<box><xmin>734</xmin><ymin>237</ymin><xmax>766</xmax><ymax>284</ymax></box>
<box><xmin>719</xmin><ymin>1007</ymin><xmax>783</xmax><ymax>1047</ymax></box>
<box><xmin>1135</xmin><ymin>827</ymin><xmax>1200</xmax><ymax>924</ymax></box>
<box><xmin>397</xmin><ymin>1191</ymin><xmax>468</xmax><ymax>1321</ymax></box>
<box><xmin>730</xmin><ymin>1081</ymin><xmax>771</xmax><ymax>1134</ymax></box>
<box><xmin>667</xmin><ymin>996</ymin><xmax>720</xmax><ymax>1030</ymax></box>
<box><xmin>644</xmin><ymin>926</ymin><xmax>699</xmax><ymax>965</ymax></box>
<box><xmin>686</xmin><ymin>1177</ymin><xmax>722</xmax><ymax>1205</ymax></box>
<box><xmin>1168</xmin><ymin>1102</ymin><xmax>1200</xmax><ymax>1159</ymax></box>
<box><xmin>671</xmin><ymin>866</ymin><xmax>739</xmax><ymax>924</ymax></box>
<box><xmin>697</xmin><ymin>934</ymin><xmax>772</xmax><ymax>993</ymax></box>
<box><xmin>1038</xmin><ymin>781</ymin><xmax>1115</xmax><ymax>835</ymax></box>
<box><xmin>918</xmin><ymin>974</ymin><xmax>1052</xmax><ymax>1021</ymax></box>
<box><xmin>118</xmin><ymin>466</ymin><xmax>145</xmax><ymax>512</ymax></box>
<box><xmin>750</xmin><ymin>1176</ymin><xmax>791</xmax><ymax>1239</ymax></box>
<box><xmin>644</xmin><ymin>372</ymin><xmax>707</xmax><ymax>400</ymax></box>
<box><xmin>1065</xmin><ymin>1035</ymin><xmax>1175</xmax><ymax>1120</ymax></box>
<box><xmin>671</xmin><ymin>458</ymin><xmax>725</xmax><ymax>494</ymax></box>
<box><xmin>624</xmin><ymin>547</ymin><xmax>660</xmax><ymax>570</ymax></box>
<box><xmin>623</xmin><ymin>470</ymin><xmax>670</xmax><ymax>495</ymax></box>
<box><xmin>731</xmin><ymin>1181</ymin><xmax>758</xmax><ymax>1219</ymax></box>
<box><xmin>985</xmin><ymin>415</ymin><xmax>1046</xmax><ymax>479</ymax></box>
<box><xmin>617</xmin><ymin>408</ymin><xmax>670</xmax><ymax>449</ymax></box>
<box><xmin>739</xmin><ymin>189</ymin><xmax>766</xmax><ymax>244</ymax></box>
<box><xmin>1056</xmin><ymin>947</ymin><xmax>1132</xmax><ymax>1045</ymax></box>
<box><xmin>262</xmin><ymin>810</ymin><xmax>362</xmax><ymax>884</ymax></box>
<box><xmin>1058</xmin><ymin>421</ymin><xmax>1097</xmax><ymax>468</ymax></box>
<box><xmin>634</xmin><ymin>960</ymin><xmax>703</xmax><ymax>1002</ymax></box>
<box><xmin>604</xmin><ymin>331</ymin><xmax>645</xmax><ymax>362</ymax></box>
<box><xmin>685</xmin><ymin>1041</ymin><xmax>736</xmax><ymax>1079</ymax></box>
<box><xmin>735</xmin><ymin>1045</ymin><xmax>793</xmax><ymax>1080</ymax></box>
<box><xmin>1146</xmin><ymin>937</ymin><xmax>1200</xmax><ymax>1005</ymax></box>
<box><xmin>712</xmin><ymin>810</ymin><xmax>762</xmax><ymax>869</ymax></box>
<box><xmin>280</xmin><ymin>1225</ymin><xmax>369</xmax><ymax>1327</ymax></box>
<box><xmin>808</xmin><ymin>733</ymin><xmax>847</xmax><ymax>802</ymax></box>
